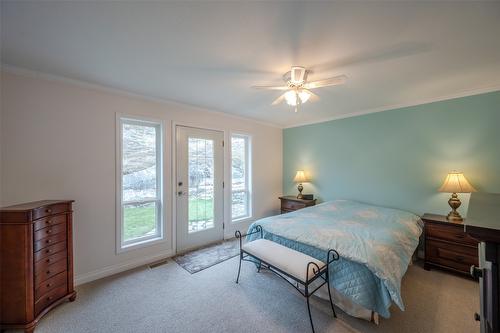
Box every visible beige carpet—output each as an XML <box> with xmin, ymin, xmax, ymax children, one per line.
<box><xmin>8</xmin><ymin>257</ymin><xmax>479</xmax><ymax>333</ymax></box>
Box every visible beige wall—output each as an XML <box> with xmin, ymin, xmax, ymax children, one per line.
<box><xmin>0</xmin><ymin>70</ymin><xmax>282</xmax><ymax>284</ymax></box>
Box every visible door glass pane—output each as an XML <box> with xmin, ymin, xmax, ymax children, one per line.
<box><xmin>188</xmin><ymin>138</ymin><xmax>214</xmax><ymax>233</ymax></box>
<box><xmin>122</xmin><ymin>123</ymin><xmax>157</xmax><ymax>202</ymax></box>
<box><xmin>232</xmin><ymin>191</ymin><xmax>248</xmax><ymax>219</ymax></box>
<box><xmin>123</xmin><ymin>202</ymin><xmax>157</xmax><ymax>242</ymax></box>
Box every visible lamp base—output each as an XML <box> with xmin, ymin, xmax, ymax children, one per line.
<box><xmin>446</xmin><ymin>193</ymin><xmax>463</xmax><ymax>222</ymax></box>
<box><xmin>446</xmin><ymin>210</ymin><xmax>463</xmax><ymax>222</ymax></box>
<box><xmin>297</xmin><ymin>183</ymin><xmax>304</xmax><ymax>199</ymax></box>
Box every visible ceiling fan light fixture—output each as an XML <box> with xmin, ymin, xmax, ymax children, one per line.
<box><xmin>284</xmin><ymin>89</ymin><xmax>311</xmax><ymax>106</ymax></box>
<box><xmin>298</xmin><ymin>90</ymin><xmax>311</xmax><ymax>104</ymax></box>
<box><xmin>284</xmin><ymin>90</ymin><xmax>297</xmax><ymax>106</ymax></box>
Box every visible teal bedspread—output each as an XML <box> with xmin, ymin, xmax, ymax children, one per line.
<box><xmin>247</xmin><ymin>200</ymin><xmax>423</xmax><ymax>318</ymax></box>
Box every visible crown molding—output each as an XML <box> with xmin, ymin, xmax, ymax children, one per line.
<box><xmin>1</xmin><ymin>64</ymin><xmax>284</xmax><ymax>129</ymax></box>
<box><xmin>284</xmin><ymin>84</ymin><xmax>500</xmax><ymax>129</ymax></box>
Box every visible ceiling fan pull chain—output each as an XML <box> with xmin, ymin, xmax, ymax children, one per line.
<box><xmin>295</xmin><ymin>91</ymin><xmax>300</xmax><ymax>112</ymax></box>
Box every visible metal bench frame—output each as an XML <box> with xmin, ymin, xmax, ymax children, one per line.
<box><xmin>235</xmin><ymin>225</ymin><xmax>340</xmax><ymax>333</ymax></box>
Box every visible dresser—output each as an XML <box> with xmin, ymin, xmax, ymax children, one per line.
<box><xmin>279</xmin><ymin>196</ymin><xmax>316</xmax><ymax>214</ymax></box>
<box><xmin>422</xmin><ymin>213</ymin><xmax>479</xmax><ymax>276</ymax></box>
<box><xmin>0</xmin><ymin>200</ymin><xmax>76</xmax><ymax>333</ymax></box>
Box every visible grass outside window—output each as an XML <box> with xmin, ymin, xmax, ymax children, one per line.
<box><xmin>123</xmin><ymin>198</ymin><xmax>213</xmax><ymax>240</ymax></box>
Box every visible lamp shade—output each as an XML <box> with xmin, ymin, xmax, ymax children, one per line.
<box><xmin>438</xmin><ymin>172</ymin><xmax>477</xmax><ymax>193</ymax></box>
<box><xmin>293</xmin><ymin>170</ymin><xmax>309</xmax><ymax>183</ymax></box>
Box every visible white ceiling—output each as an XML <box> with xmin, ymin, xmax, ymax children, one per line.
<box><xmin>2</xmin><ymin>1</ymin><xmax>500</xmax><ymax>128</ymax></box>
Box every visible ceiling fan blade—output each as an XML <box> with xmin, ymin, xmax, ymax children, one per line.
<box><xmin>252</xmin><ymin>85</ymin><xmax>289</xmax><ymax>91</ymax></box>
<box><xmin>304</xmin><ymin>75</ymin><xmax>347</xmax><ymax>89</ymax></box>
<box><xmin>271</xmin><ymin>92</ymin><xmax>287</xmax><ymax>106</ymax></box>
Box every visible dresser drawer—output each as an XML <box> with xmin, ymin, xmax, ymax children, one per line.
<box><xmin>34</xmin><ymin>222</ymin><xmax>66</xmax><ymax>242</ymax></box>
<box><xmin>426</xmin><ymin>239</ymin><xmax>478</xmax><ymax>273</ymax></box>
<box><xmin>34</xmin><ymin>214</ymin><xmax>66</xmax><ymax>232</ymax></box>
<box><xmin>426</xmin><ymin>223</ymin><xmax>477</xmax><ymax>246</ymax></box>
<box><xmin>33</xmin><ymin>203</ymin><xmax>71</xmax><ymax>220</ymax></box>
<box><xmin>35</xmin><ymin>271</ymin><xmax>67</xmax><ymax>300</ymax></box>
<box><xmin>35</xmin><ymin>284</ymin><xmax>68</xmax><ymax>315</ymax></box>
<box><xmin>35</xmin><ymin>258</ymin><xmax>67</xmax><ymax>285</ymax></box>
<box><xmin>34</xmin><ymin>232</ymin><xmax>67</xmax><ymax>252</ymax></box>
<box><xmin>35</xmin><ymin>250</ymin><xmax>67</xmax><ymax>274</ymax></box>
<box><xmin>281</xmin><ymin>200</ymin><xmax>306</xmax><ymax>211</ymax></box>
<box><xmin>34</xmin><ymin>241</ymin><xmax>67</xmax><ymax>262</ymax></box>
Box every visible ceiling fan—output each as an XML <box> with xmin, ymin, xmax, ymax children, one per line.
<box><xmin>252</xmin><ymin>66</ymin><xmax>347</xmax><ymax>112</ymax></box>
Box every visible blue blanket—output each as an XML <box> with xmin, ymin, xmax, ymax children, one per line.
<box><xmin>247</xmin><ymin>200</ymin><xmax>423</xmax><ymax>318</ymax></box>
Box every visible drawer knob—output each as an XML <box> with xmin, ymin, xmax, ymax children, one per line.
<box><xmin>45</xmin><ymin>249</ymin><xmax>51</xmax><ymax>254</ymax></box>
<box><xmin>47</xmin><ymin>229</ymin><xmax>52</xmax><ymax>234</ymax></box>
<box><xmin>46</xmin><ymin>239</ymin><xmax>52</xmax><ymax>244</ymax></box>
<box><xmin>46</xmin><ymin>209</ymin><xmax>52</xmax><ymax>213</ymax></box>
<box><xmin>47</xmin><ymin>296</ymin><xmax>53</xmax><ymax>301</ymax></box>
<box><xmin>46</xmin><ymin>283</ymin><xmax>52</xmax><ymax>288</ymax></box>
<box><xmin>46</xmin><ymin>259</ymin><xmax>51</xmax><ymax>263</ymax></box>
<box><xmin>46</xmin><ymin>220</ymin><xmax>52</xmax><ymax>224</ymax></box>
<box><xmin>46</xmin><ymin>270</ymin><xmax>51</xmax><ymax>274</ymax></box>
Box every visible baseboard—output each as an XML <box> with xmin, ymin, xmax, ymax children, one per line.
<box><xmin>74</xmin><ymin>249</ymin><xmax>174</xmax><ymax>286</ymax></box>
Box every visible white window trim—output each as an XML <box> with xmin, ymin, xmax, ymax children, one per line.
<box><xmin>230</xmin><ymin>133</ymin><xmax>252</xmax><ymax>223</ymax></box>
<box><xmin>116</xmin><ymin>114</ymin><xmax>166</xmax><ymax>253</ymax></box>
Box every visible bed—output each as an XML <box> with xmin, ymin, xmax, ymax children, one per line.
<box><xmin>247</xmin><ymin>199</ymin><xmax>423</xmax><ymax>321</ymax></box>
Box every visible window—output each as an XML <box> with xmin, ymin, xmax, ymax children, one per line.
<box><xmin>231</xmin><ymin>134</ymin><xmax>251</xmax><ymax>221</ymax></box>
<box><xmin>118</xmin><ymin>117</ymin><xmax>163</xmax><ymax>250</ymax></box>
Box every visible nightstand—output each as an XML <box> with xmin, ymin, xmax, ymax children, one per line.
<box><xmin>279</xmin><ymin>196</ymin><xmax>316</xmax><ymax>214</ymax></box>
<box><xmin>422</xmin><ymin>213</ymin><xmax>479</xmax><ymax>276</ymax></box>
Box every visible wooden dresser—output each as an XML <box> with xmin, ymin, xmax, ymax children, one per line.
<box><xmin>422</xmin><ymin>213</ymin><xmax>479</xmax><ymax>276</ymax></box>
<box><xmin>0</xmin><ymin>200</ymin><xmax>76</xmax><ymax>333</ymax></box>
<box><xmin>279</xmin><ymin>196</ymin><xmax>316</xmax><ymax>214</ymax></box>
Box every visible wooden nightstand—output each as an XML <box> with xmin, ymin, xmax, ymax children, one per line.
<box><xmin>279</xmin><ymin>196</ymin><xmax>316</xmax><ymax>214</ymax></box>
<box><xmin>422</xmin><ymin>213</ymin><xmax>479</xmax><ymax>276</ymax></box>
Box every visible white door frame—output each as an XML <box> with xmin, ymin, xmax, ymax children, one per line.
<box><xmin>171</xmin><ymin>121</ymin><xmax>256</xmax><ymax>254</ymax></box>
<box><xmin>174</xmin><ymin>124</ymin><xmax>225</xmax><ymax>252</ymax></box>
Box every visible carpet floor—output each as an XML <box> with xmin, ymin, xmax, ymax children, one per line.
<box><xmin>10</xmin><ymin>257</ymin><xmax>480</xmax><ymax>333</ymax></box>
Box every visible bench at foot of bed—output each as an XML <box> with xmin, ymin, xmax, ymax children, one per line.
<box><xmin>235</xmin><ymin>226</ymin><xmax>340</xmax><ymax>333</ymax></box>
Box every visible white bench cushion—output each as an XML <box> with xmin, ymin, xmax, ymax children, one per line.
<box><xmin>242</xmin><ymin>239</ymin><xmax>325</xmax><ymax>282</ymax></box>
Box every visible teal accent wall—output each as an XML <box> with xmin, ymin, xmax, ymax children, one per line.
<box><xmin>283</xmin><ymin>91</ymin><xmax>500</xmax><ymax>216</ymax></box>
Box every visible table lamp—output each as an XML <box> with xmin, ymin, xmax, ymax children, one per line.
<box><xmin>438</xmin><ymin>171</ymin><xmax>477</xmax><ymax>222</ymax></box>
<box><xmin>293</xmin><ymin>170</ymin><xmax>309</xmax><ymax>199</ymax></box>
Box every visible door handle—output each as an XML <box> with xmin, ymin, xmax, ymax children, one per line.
<box><xmin>178</xmin><ymin>191</ymin><xmax>183</xmax><ymax>196</ymax></box>
<box><xmin>470</xmin><ymin>265</ymin><xmax>483</xmax><ymax>279</ymax></box>
<box><xmin>178</xmin><ymin>181</ymin><xmax>183</xmax><ymax>186</ymax></box>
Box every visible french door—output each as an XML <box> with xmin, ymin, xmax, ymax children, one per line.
<box><xmin>175</xmin><ymin>126</ymin><xmax>224</xmax><ymax>252</ymax></box>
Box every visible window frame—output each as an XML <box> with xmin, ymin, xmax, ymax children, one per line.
<box><xmin>116</xmin><ymin>115</ymin><xmax>165</xmax><ymax>253</ymax></box>
<box><xmin>230</xmin><ymin>133</ymin><xmax>252</xmax><ymax>222</ymax></box>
